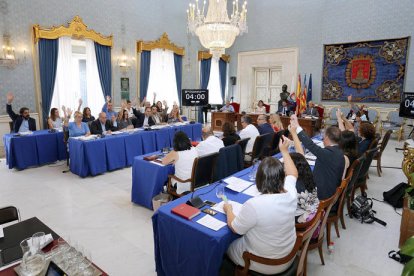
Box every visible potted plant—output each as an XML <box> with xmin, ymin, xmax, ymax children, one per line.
<box><xmin>401</xmin><ymin>236</ymin><xmax>414</xmax><ymax>275</ymax></box>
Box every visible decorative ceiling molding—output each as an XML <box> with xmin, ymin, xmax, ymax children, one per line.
<box><xmin>33</xmin><ymin>16</ymin><xmax>113</xmax><ymax>47</ymax></box>
<box><xmin>137</xmin><ymin>32</ymin><xmax>185</xmax><ymax>56</ymax></box>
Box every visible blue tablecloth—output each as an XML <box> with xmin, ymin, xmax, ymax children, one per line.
<box><xmin>70</xmin><ymin>123</ymin><xmax>202</xmax><ymax>177</ymax></box>
<box><xmin>3</xmin><ymin>130</ymin><xmax>66</xmax><ymax>170</ymax></box>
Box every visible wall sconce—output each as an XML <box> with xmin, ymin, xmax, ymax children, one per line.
<box><xmin>0</xmin><ymin>34</ymin><xmax>27</xmax><ymax>69</ymax></box>
<box><xmin>117</xmin><ymin>47</ymin><xmax>132</xmax><ymax>74</ymax></box>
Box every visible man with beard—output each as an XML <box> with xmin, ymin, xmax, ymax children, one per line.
<box><xmin>6</xmin><ymin>92</ymin><xmax>36</xmax><ymax>133</ymax></box>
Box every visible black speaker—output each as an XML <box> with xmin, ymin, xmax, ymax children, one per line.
<box><xmin>230</xmin><ymin>76</ymin><xmax>237</xmax><ymax>85</ymax></box>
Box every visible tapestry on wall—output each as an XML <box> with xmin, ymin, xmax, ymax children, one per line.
<box><xmin>321</xmin><ymin>37</ymin><xmax>410</xmax><ymax>103</ymax></box>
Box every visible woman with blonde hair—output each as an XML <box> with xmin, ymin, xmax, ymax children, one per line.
<box><xmin>167</xmin><ymin>104</ymin><xmax>183</xmax><ymax>123</ymax></box>
<box><xmin>64</xmin><ymin>110</ymin><xmax>91</xmax><ymax>137</ymax></box>
<box><xmin>269</xmin><ymin>114</ymin><xmax>284</xmax><ymax>132</ymax></box>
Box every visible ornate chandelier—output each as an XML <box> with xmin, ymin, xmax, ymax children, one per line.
<box><xmin>187</xmin><ymin>0</ymin><xmax>247</xmax><ymax>58</ymax></box>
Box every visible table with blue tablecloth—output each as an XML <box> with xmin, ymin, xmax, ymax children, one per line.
<box><xmin>70</xmin><ymin>123</ymin><xmax>202</xmax><ymax>177</ymax></box>
<box><xmin>3</xmin><ymin>130</ymin><xmax>66</xmax><ymax>170</ymax></box>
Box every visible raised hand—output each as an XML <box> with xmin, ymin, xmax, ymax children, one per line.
<box><xmin>61</xmin><ymin>105</ymin><xmax>66</xmax><ymax>112</ymax></box>
<box><xmin>66</xmin><ymin>108</ymin><xmax>73</xmax><ymax>117</ymax></box>
<box><xmin>106</xmin><ymin>95</ymin><xmax>111</xmax><ymax>102</ymax></box>
<box><xmin>6</xmin><ymin>92</ymin><xmax>14</xmax><ymax>104</ymax></box>
<box><xmin>78</xmin><ymin>98</ymin><xmax>83</xmax><ymax>106</ymax></box>
<box><xmin>290</xmin><ymin>114</ymin><xmax>299</xmax><ymax>129</ymax></box>
<box><xmin>279</xmin><ymin>135</ymin><xmax>290</xmax><ymax>153</ymax></box>
<box><xmin>162</xmin><ymin>100</ymin><xmax>167</xmax><ymax>107</ymax></box>
<box><xmin>336</xmin><ymin>108</ymin><xmax>342</xmax><ymax>120</ymax></box>
<box><xmin>132</xmin><ymin>97</ymin><xmax>137</xmax><ymax>106</ymax></box>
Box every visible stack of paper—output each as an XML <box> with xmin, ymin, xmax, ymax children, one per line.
<box><xmin>79</xmin><ymin>135</ymin><xmax>98</xmax><ymax>141</ymax></box>
<box><xmin>196</xmin><ymin>215</ymin><xmax>227</xmax><ymax>231</ymax></box>
<box><xmin>212</xmin><ymin>200</ymin><xmax>243</xmax><ymax>216</ymax></box>
<box><xmin>243</xmin><ymin>185</ymin><xmax>261</xmax><ymax>197</ymax></box>
<box><xmin>111</xmin><ymin>131</ymin><xmax>123</xmax><ymax>135</ymax></box>
<box><xmin>224</xmin><ymin>176</ymin><xmax>253</xmax><ymax>192</ymax></box>
<box><xmin>19</xmin><ymin>131</ymin><xmax>33</xmax><ymax>136</ymax></box>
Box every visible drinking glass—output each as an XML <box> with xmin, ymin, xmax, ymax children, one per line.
<box><xmin>31</xmin><ymin>232</ymin><xmax>45</xmax><ymax>253</ymax></box>
<box><xmin>249</xmin><ymin>159</ymin><xmax>259</xmax><ymax>181</ymax></box>
<box><xmin>216</xmin><ymin>185</ymin><xmax>225</xmax><ymax>200</ymax></box>
<box><xmin>20</xmin><ymin>238</ymin><xmax>31</xmax><ymax>255</ymax></box>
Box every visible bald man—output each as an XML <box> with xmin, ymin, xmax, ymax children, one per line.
<box><xmin>90</xmin><ymin>112</ymin><xmax>117</xmax><ymax>135</ymax></box>
<box><xmin>196</xmin><ymin>125</ymin><xmax>224</xmax><ymax>156</ymax></box>
<box><xmin>303</xmin><ymin>101</ymin><xmax>319</xmax><ymax>117</ymax></box>
<box><xmin>256</xmin><ymin>115</ymin><xmax>274</xmax><ymax>135</ymax></box>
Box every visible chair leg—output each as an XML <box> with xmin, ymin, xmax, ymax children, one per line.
<box><xmin>318</xmin><ymin>243</ymin><xmax>325</xmax><ymax>265</ymax></box>
<box><xmin>377</xmin><ymin>158</ymin><xmax>382</xmax><ymax>177</ymax></box>
<box><xmin>326</xmin><ymin>222</ymin><xmax>331</xmax><ymax>249</ymax></box>
<box><xmin>340</xmin><ymin>212</ymin><xmax>346</xmax><ymax>229</ymax></box>
<box><xmin>334</xmin><ymin>220</ymin><xmax>340</xmax><ymax>238</ymax></box>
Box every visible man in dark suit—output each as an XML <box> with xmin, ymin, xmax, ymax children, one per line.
<box><xmin>256</xmin><ymin>114</ymin><xmax>274</xmax><ymax>135</ymax></box>
<box><xmin>134</xmin><ymin>106</ymin><xmax>155</xmax><ymax>128</ymax></box>
<box><xmin>303</xmin><ymin>101</ymin><xmax>319</xmax><ymax>117</ymax></box>
<box><xmin>6</xmin><ymin>92</ymin><xmax>36</xmax><ymax>133</ymax></box>
<box><xmin>290</xmin><ymin>114</ymin><xmax>345</xmax><ymax>200</ymax></box>
<box><xmin>90</xmin><ymin>112</ymin><xmax>117</xmax><ymax>135</ymax></box>
<box><xmin>277</xmin><ymin>99</ymin><xmax>291</xmax><ymax>116</ymax></box>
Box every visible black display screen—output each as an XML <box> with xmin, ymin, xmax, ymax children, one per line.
<box><xmin>399</xmin><ymin>93</ymin><xmax>414</xmax><ymax>119</ymax></box>
<box><xmin>181</xmin><ymin>89</ymin><xmax>209</xmax><ymax>106</ymax></box>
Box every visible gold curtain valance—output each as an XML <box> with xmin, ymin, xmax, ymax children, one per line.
<box><xmin>198</xmin><ymin>51</ymin><xmax>230</xmax><ymax>63</ymax></box>
<box><xmin>33</xmin><ymin>16</ymin><xmax>113</xmax><ymax>47</ymax></box>
<box><xmin>137</xmin><ymin>33</ymin><xmax>185</xmax><ymax>56</ymax></box>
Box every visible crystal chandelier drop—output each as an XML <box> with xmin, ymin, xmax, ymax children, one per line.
<box><xmin>187</xmin><ymin>0</ymin><xmax>247</xmax><ymax>59</ymax></box>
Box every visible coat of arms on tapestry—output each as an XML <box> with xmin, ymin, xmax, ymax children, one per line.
<box><xmin>321</xmin><ymin>37</ymin><xmax>410</xmax><ymax>103</ymax></box>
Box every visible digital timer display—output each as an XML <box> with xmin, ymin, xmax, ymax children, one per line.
<box><xmin>181</xmin><ymin>89</ymin><xmax>209</xmax><ymax>106</ymax></box>
<box><xmin>399</xmin><ymin>93</ymin><xmax>414</xmax><ymax>119</ymax></box>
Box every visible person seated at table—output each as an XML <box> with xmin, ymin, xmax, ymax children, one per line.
<box><xmin>64</xmin><ymin>110</ymin><xmax>90</xmax><ymax>137</ymax></box>
<box><xmin>6</xmin><ymin>92</ymin><xmax>36</xmax><ymax>133</ymax></box>
<box><xmin>167</xmin><ymin>104</ymin><xmax>184</xmax><ymax>124</ymax></box>
<box><xmin>220</xmin><ymin>100</ymin><xmax>235</xmax><ymax>112</ymax></box>
<box><xmin>302</xmin><ymin>101</ymin><xmax>318</xmax><ymax>117</ymax></box>
<box><xmin>223</xmin><ymin>138</ymin><xmax>298</xmax><ymax>275</ymax></box>
<box><xmin>269</xmin><ymin>114</ymin><xmax>284</xmax><ymax>132</ymax></box>
<box><xmin>255</xmin><ymin>100</ymin><xmax>266</xmax><ymax>113</ymax></box>
<box><xmin>290</xmin><ymin>114</ymin><xmax>345</xmax><ymax>200</ymax></box>
<box><xmin>116</xmin><ymin>109</ymin><xmax>133</xmax><ymax>130</ymax></box>
<box><xmin>196</xmin><ymin>125</ymin><xmax>224</xmax><ymax>156</ymax></box>
<box><xmin>134</xmin><ymin>106</ymin><xmax>156</xmax><ymax>128</ymax></box>
<box><xmin>277</xmin><ymin>99</ymin><xmax>291</xmax><ymax>116</ymax></box>
<box><xmin>162</xmin><ymin>131</ymin><xmax>198</xmax><ymax>194</ymax></box>
<box><xmin>239</xmin><ymin>116</ymin><xmax>260</xmax><ymax>157</ymax></box>
<box><xmin>123</xmin><ymin>99</ymin><xmax>135</xmax><ymax>118</ymax></box>
<box><xmin>82</xmin><ymin>107</ymin><xmax>95</xmax><ymax>123</ymax></box>
<box><xmin>102</xmin><ymin>96</ymin><xmax>118</xmax><ymax>128</ymax></box>
<box><xmin>47</xmin><ymin>107</ymin><xmax>63</xmax><ymax>129</ymax></box>
<box><xmin>256</xmin><ymin>114</ymin><xmax>274</xmax><ymax>135</ymax></box>
<box><xmin>151</xmin><ymin>105</ymin><xmax>165</xmax><ymax>125</ymax></box>
<box><xmin>222</xmin><ymin>122</ymin><xmax>240</xmax><ymax>146</ymax></box>
<box><xmin>90</xmin><ymin>112</ymin><xmax>117</xmax><ymax>135</ymax></box>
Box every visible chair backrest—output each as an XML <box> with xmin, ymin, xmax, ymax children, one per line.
<box><xmin>379</xmin><ymin>130</ymin><xmax>392</xmax><ymax>154</ymax></box>
<box><xmin>236</xmin><ymin>138</ymin><xmax>250</xmax><ymax>157</ymax></box>
<box><xmin>213</xmin><ymin>144</ymin><xmax>243</xmax><ymax>181</ymax></box>
<box><xmin>368</xmin><ymin>108</ymin><xmax>379</xmax><ymax>125</ymax></box>
<box><xmin>270</xmin><ymin>130</ymin><xmax>284</xmax><ymax>153</ymax></box>
<box><xmin>191</xmin><ymin>152</ymin><xmax>219</xmax><ymax>190</ymax></box>
<box><xmin>339</xmin><ymin>106</ymin><xmax>351</xmax><ymax>117</ymax></box>
<box><xmin>358</xmin><ymin>147</ymin><xmax>379</xmax><ymax>180</ymax></box>
<box><xmin>368</xmin><ymin>138</ymin><xmax>379</xmax><ymax>150</ymax></box>
<box><xmin>336</xmin><ymin>164</ymin><xmax>355</xmax><ymax>216</ymax></box>
<box><xmin>389</xmin><ymin>110</ymin><xmax>404</xmax><ymax>125</ymax></box>
<box><xmin>251</xmin><ymin>133</ymin><xmax>273</xmax><ymax>160</ymax></box>
<box><xmin>63</xmin><ymin>127</ymin><xmax>70</xmax><ymax>144</ymax></box>
<box><xmin>0</xmin><ymin>206</ymin><xmax>20</xmax><ymax>225</ymax></box>
<box><xmin>316</xmin><ymin>190</ymin><xmax>338</xmax><ymax>242</ymax></box>
<box><xmin>263</xmin><ymin>104</ymin><xmax>270</xmax><ymax>113</ymax></box>
<box><xmin>346</xmin><ymin>155</ymin><xmax>365</xmax><ymax>193</ymax></box>
<box><xmin>8</xmin><ymin>121</ymin><xmax>14</xmax><ymax>133</ymax></box>
<box><xmin>316</xmin><ymin>106</ymin><xmax>324</xmax><ymax>118</ymax></box>
<box><xmin>230</xmin><ymin>102</ymin><xmax>240</xmax><ymax>113</ymax></box>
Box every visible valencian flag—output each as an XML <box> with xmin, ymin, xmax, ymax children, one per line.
<box><xmin>295</xmin><ymin>74</ymin><xmax>301</xmax><ymax>115</ymax></box>
<box><xmin>307</xmin><ymin>74</ymin><xmax>312</xmax><ymax>103</ymax></box>
<box><xmin>300</xmin><ymin>74</ymin><xmax>307</xmax><ymax>114</ymax></box>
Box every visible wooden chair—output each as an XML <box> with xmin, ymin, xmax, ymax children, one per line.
<box><xmin>326</xmin><ymin>166</ymin><xmax>354</xmax><ymax>246</ymax></box>
<box><xmin>263</xmin><ymin>104</ymin><xmax>270</xmax><ymax>113</ymax></box>
<box><xmin>245</xmin><ymin>133</ymin><xmax>273</xmax><ymax>167</ymax></box>
<box><xmin>350</xmin><ymin>147</ymin><xmax>378</xmax><ymax>201</ymax></box>
<box><xmin>367</xmin><ymin>108</ymin><xmax>380</xmax><ymax>127</ymax></box>
<box><xmin>380</xmin><ymin>110</ymin><xmax>406</xmax><ymax>141</ymax></box>
<box><xmin>62</xmin><ymin>127</ymin><xmax>71</xmax><ymax>173</ymax></box>
<box><xmin>345</xmin><ymin>156</ymin><xmax>366</xmax><ymax>218</ymax></box>
<box><xmin>213</xmin><ymin>144</ymin><xmax>243</xmax><ymax>182</ymax></box>
<box><xmin>0</xmin><ymin>206</ymin><xmax>20</xmax><ymax>225</ymax></box>
<box><xmin>236</xmin><ymin>211</ymin><xmax>322</xmax><ymax>276</ymax></box>
<box><xmin>236</xmin><ymin>138</ymin><xmax>250</xmax><ymax>157</ymax></box>
<box><xmin>264</xmin><ymin>131</ymin><xmax>285</xmax><ymax>157</ymax></box>
<box><xmin>167</xmin><ymin>152</ymin><xmax>219</xmax><ymax>198</ymax></box>
<box><xmin>307</xmin><ymin>189</ymin><xmax>339</xmax><ymax>265</ymax></box>
<box><xmin>373</xmin><ymin>130</ymin><xmax>392</xmax><ymax>177</ymax></box>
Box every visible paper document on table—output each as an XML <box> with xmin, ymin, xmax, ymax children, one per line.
<box><xmin>111</xmin><ymin>131</ymin><xmax>123</xmax><ymax>135</ymax></box>
<box><xmin>0</xmin><ymin>225</ymin><xmax>3</xmax><ymax>238</ymax></box>
<box><xmin>243</xmin><ymin>185</ymin><xmax>261</xmax><ymax>197</ymax></box>
<box><xmin>305</xmin><ymin>153</ymin><xmax>317</xmax><ymax>161</ymax></box>
<box><xmin>151</xmin><ymin>161</ymin><xmax>165</xmax><ymax>166</ymax></box>
<box><xmin>307</xmin><ymin>160</ymin><xmax>315</xmax><ymax>166</ymax></box>
<box><xmin>196</xmin><ymin>214</ymin><xmax>227</xmax><ymax>231</ymax></box>
<box><xmin>224</xmin><ymin>176</ymin><xmax>253</xmax><ymax>192</ymax></box>
<box><xmin>311</xmin><ymin>139</ymin><xmax>324</xmax><ymax>148</ymax></box>
<box><xmin>212</xmin><ymin>200</ymin><xmax>243</xmax><ymax>216</ymax></box>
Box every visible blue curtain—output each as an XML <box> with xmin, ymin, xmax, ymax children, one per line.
<box><xmin>94</xmin><ymin>42</ymin><xmax>112</xmax><ymax>98</ymax></box>
<box><xmin>219</xmin><ymin>58</ymin><xmax>227</xmax><ymax>104</ymax></box>
<box><xmin>38</xmin><ymin>38</ymin><xmax>59</xmax><ymax>128</ymax></box>
<box><xmin>198</xmin><ymin>58</ymin><xmax>211</xmax><ymax>123</ymax></box>
<box><xmin>140</xmin><ymin>50</ymin><xmax>151</xmax><ymax>101</ymax></box>
<box><xmin>174</xmin><ymin>54</ymin><xmax>183</xmax><ymax>106</ymax></box>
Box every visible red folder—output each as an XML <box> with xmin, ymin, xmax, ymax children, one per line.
<box><xmin>171</xmin><ymin>203</ymin><xmax>201</xmax><ymax>220</ymax></box>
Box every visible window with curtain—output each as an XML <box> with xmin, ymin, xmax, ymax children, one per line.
<box><xmin>207</xmin><ymin>58</ymin><xmax>223</xmax><ymax>105</ymax></box>
<box><xmin>146</xmin><ymin>49</ymin><xmax>179</xmax><ymax>111</ymax></box>
<box><xmin>50</xmin><ymin>37</ymin><xmax>104</xmax><ymax>118</ymax></box>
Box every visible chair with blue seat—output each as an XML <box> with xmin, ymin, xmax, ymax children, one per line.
<box><xmin>213</xmin><ymin>144</ymin><xmax>243</xmax><ymax>182</ymax></box>
<box><xmin>325</xmin><ymin>106</ymin><xmax>340</xmax><ymax>127</ymax></box>
<box><xmin>367</xmin><ymin>108</ymin><xmax>380</xmax><ymax>127</ymax></box>
<box><xmin>380</xmin><ymin>110</ymin><xmax>406</xmax><ymax>141</ymax></box>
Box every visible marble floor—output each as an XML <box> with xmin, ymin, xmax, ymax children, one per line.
<box><xmin>0</xmin><ymin>139</ymin><xmax>408</xmax><ymax>276</ymax></box>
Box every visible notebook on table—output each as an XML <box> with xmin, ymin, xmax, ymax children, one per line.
<box><xmin>171</xmin><ymin>203</ymin><xmax>201</xmax><ymax>220</ymax></box>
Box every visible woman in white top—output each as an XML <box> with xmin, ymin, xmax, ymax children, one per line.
<box><xmin>47</xmin><ymin>107</ymin><xmax>63</xmax><ymax>129</ymax></box>
<box><xmin>162</xmin><ymin>131</ymin><xmax>198</xmax><ymax>194</ymax></box>
<box><xmin>223</xmin><ymin>137</ymin><xmax>298</xmax><ymax>275</ymax></box>
<box><xmin>256</xmin><ymin>100</ymin><xmax>266</xmax><ymax>113</ymax></box>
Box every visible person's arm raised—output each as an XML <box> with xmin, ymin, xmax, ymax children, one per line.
<box><xmin>289</xmin><ymin>124</ymin><xmax>304</xmax><ymax>155</ymax></box>
<box><xmin>279</xmin><ymin>136</ymin><xmax>298</xmax><ymax>178</ymax></box>
<box><xmin>337</xmin><ymin>108</ymin><xmax>346</xmax><ymax>131</ymax></box>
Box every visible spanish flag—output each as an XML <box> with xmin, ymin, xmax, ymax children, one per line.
<box><xmin>295</xmin><ymin>74</ymin><xmax>301</xmax><ymax>115</ymax></box>
<box><xmin>301</xmin><ymin>74</ymin><xmax>307</xmax><ymax>114</ymax></box>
